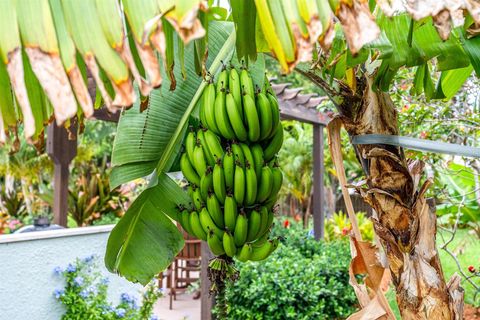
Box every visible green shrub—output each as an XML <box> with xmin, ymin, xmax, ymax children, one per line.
<box><xmin>225</xmin><ymin>220</ymin><xmax>357</xmax><ymax>319</ymax></box>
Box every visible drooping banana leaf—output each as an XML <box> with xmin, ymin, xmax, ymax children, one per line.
<box><xmin>105</xmin><ymin>173</ymin><xmax>189</xmax><ymax>284</ymax></box>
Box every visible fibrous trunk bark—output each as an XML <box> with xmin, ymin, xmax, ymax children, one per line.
<box><xmin>336</xmin><ymin>76</ymin><xmax>463</xmax><ymax>319</ymax></box>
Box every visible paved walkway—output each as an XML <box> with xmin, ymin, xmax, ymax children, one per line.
<box><xmin>154</xmin><ymin>293</ymin><xmax>201</xmax><ymax>320</ymax></box>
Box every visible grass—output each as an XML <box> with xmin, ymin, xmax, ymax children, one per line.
<box><xmin>386</xmin><ymin>227</ymin><xmax>480</xmax><ymax>318</ymax></box>
<box><xmin>438</xmin><ymin>228</ymin><xmax>480</xmax><ymax>306</ymax></box>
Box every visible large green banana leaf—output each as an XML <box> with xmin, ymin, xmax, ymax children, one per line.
<box><xmin>105</xmin><ymin>173</ymin><xmax>190</xmax><ymax>284</ymax></box>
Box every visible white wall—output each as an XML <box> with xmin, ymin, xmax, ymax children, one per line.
<box><xmin>0</xmin><ymin>226</ymin><xmax>143</xmax><ymax>320</ymax></box>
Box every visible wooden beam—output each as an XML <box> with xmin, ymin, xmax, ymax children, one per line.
<box><xmin>312</xmin><ymin>124</ymin><xmax>325</xmax><ymax>240</ymax></box>
<box><xmin>92</xmin><ymin>107</ymin><xmax>120</xmax><ymax>123</ymax></box>
<box><xmin>46</xmin><ymin>121</ymin><xmax>77</xmax><ymax>227</ymax></box>
<box><xmin>279</xmin><ymin>101</ymin><xmax>330</xmax><ymax>126</ymax></box>
<box><xmin>201</xmin><ymin>242</ymin><xmax>214</xmax><ymax>319</ymax></box>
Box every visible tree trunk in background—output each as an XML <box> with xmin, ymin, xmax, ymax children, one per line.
<box><xmin>335</xmin><ymin>76</ymin><xmax>463</xmax><ymax>319</ymax></box>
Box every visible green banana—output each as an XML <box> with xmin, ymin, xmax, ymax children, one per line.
<box><xmin>199</xmin><ymin>207</ymin><xmax>224</xmax><ymax>239</ymax></box>
<box><xmin>185</xmin><ymin>129</ymin><xmax>196</xmax><ymax>165</ymax></box>
<box><xmin>243</xmin><ymin>94</ymin><xmax>261</xmax><ymax>142</ymax></box>
<box><xmin>236</xmin><ymin>243</ymin><xmax>253</xmax><ymax>262</ymax></box>
<box><xmin>257</xmin><ymin>166</ymin><xmax>273</xmax><ymax>203</ymax></box>
<box><xmin>187</xmin><ymin>184</ymin><xmax>194</xmax><ymax>198</ymax></box>
<box><xmin>223</xmin><ymin>147</ymin><xmax>235</xmax><ymax>190</ymax></box>
<box><xmin>193</xmin><ymin>142</ymin><xmax>208</xmax><ymax>176</ymax></box>
<box><xmin>192</xmin><ymin>186</ymin><xmax>204</xmax><ymax>211</ymax></box>
<box><xmin>204</xmin><ymin>129</ymin><xmax>225</xmax><ymax>162</ymax></box>
<box><xmin>245</xmin><ymin>163</ymin><xmax>258</xmax><ymax>206</ymax></box>
<box><xmin>231</xmin><ymin>142</ymin><xmax>245</xmax><ymax>167</ymax></box>
<box><xmin>256</xmin><ymin>206</ymin><xmax>270</xmax><ymax>237</ymax></box>
<box><xmin>199</xmin><ymin>167</ymin><xmax>213</xmax><ymax>202</ymax></box>
<box><xmin>269</xmin><ymin>166</ymin><xmax>283</xmax><ymax>199</ymax></box>
<box><xmin>204</xmin><ymin>130</ymin><xmax>224</xmax><ymax>161</ymax></box>
<box><xmin>226</xmin><ymin>92</ymin><xmax>248</xmax><ymax>141</ymax></box>
<box><xmin>264</xmin><ymin>197</ymin><xmax>277</xmax><ymax>211</ymax></box>
<box><xmin>252</xmin><ymin>229</ymin><xmax>269</xmax><ymax>247</ymax></box>
<box><xmin>206</xmin><ymin>193</ymin><xmax>224</xmax><ymax>228</ymax></box>
<box><xmin>224</xmin><ymin>194</ymin><xmax>238</xmax><ymax>231</ymax></box>
<box><xmin>216</xmin><ymin>66</ymin><xmax>228</xmax><ymax>94</ymax></box>
<box><xmin>200</xmin><ymin>101</ymin><xmax>207</xmax><ymax>128</ymax></box>
<box><xmin>207</xmin><ymin>230</ymin><xmax>225</xmax><ymax>256</ymax></box>
<box><xmin>212</xmin><ymin>160</ymin><xmax>226</xmax><ymax>204</ymax></box>
<box><xmin>197</xmin><ymin>129</ymin><xmax>215</xmax><ymax>167</ymax></box>
<box><xmin>181</xmin><ymin>153</ymin><xmax>201</xmax><ymax>186</ymax></box>
<box><xmin>229</xmin><ymin>67</ymin><xmax>243</xmax><ymax>118</ymax></box>
<box><xmin>250</xmin><ymin>144</ymin><xmax>264</xmax><ymax>179</ymax></box>
<box><xmin>250</xmin><ymin>238</ymin><xmax>279</xmax><ymax>261</ymax></box>
<box><xmin>267</xmin><ymin>93</ymin><xmax>280</xmax><ymax>139</ymax></box>
<box><xmin>223</xmin><ymin>231</ymin><xmax>237</xmax><ymax>257</ymax></box>
<box><xmin>234</xmin><ymin>164</ymin><xmax>245</xmax><ymax>205</ymax></box>
<box><xmin>239</xmin><ymin>143</ymin><xmax>254</xmax><ymax>169</ymax></box>
<box><xmin>246</xmin><ymin>209</ymin><xmax>261</xmax><ymax>242</ymax></box>
<box><xmin>240</xmin><ymin>68</ymin><xmax>255</xmax><ymax>98</ymax></box>
<box><xmin>203</xmin><ymin>83</ymin><xmax>220</xmax><ymax>134</ymax></box>
<box><xmin>233</xmin><ymin>211</ymin><xmax>248</xmax><ymax>247</ymax></box>
<box><xmin>256</xmin><ymin>92</ymin><xmax>273</xmax><ymax>140</ymax></box>
<box><xmin>189</xmin><ymin>210</ymin><xmax>207</xmax><ymax>241</ymax></box>
<box><xmin>179</xmin><ymin>209</ymin><xmax>194</xmax><ymax>236</ymax></box>
<box><xmin>214</xmin><ymin>89</ymin><xmax>236</xmax><ymax>140</ymax></box>
<box><xmin>263</xmin><ymin>122</ymin><xmax>284</xmax><ymax>161</ymax></box>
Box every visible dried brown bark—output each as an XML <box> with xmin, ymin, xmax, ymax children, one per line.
<box><xmin>303</xmin><ymin>68</ymin><xmax>464</xmax><ymax>319</ymax></box>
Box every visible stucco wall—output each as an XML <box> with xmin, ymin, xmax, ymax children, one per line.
<box><xmin>0</xmin><ymin>226</ymin><xmax>143</xmax><ymax>320</ymax></box>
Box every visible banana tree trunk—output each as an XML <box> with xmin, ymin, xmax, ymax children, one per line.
<box><xmin>345</xmin><ymin>76</ymin><xmax>464</xmax><ymax>319</ymax></box>
<box><xmin>309</xmin><ymin>71</ymin><xmax>465</xmax><ymax>319</ymax></box>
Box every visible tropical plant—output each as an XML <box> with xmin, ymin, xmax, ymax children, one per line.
<box><xmin>1</xmin><ymin>1</ymin><xmax>480</xmax><ymax>318</ymax></box>
<box><xmin>277</xmin><ymin>121</ymin><xmax>313</xmax><ymax>224</ymax></box>
<box><xmin>324</xmin><ymin>211</ymin><xmax>374</xmax><ymax>242</ymax></box>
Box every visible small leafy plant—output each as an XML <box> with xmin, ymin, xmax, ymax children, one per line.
<box><xmin>53</xmin><ymin>255</ymin><xmax>161</xmax><ymax>320</ymax></box>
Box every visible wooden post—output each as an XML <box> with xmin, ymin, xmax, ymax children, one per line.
<box><xmin>201</xmin><ymin>242</ymin><xmax>214</xmax><ymax>320</ymax></box>
<box><xmin>312</xmin><ymin>124</ymin><xmax>325</xmax><ymax>240</ymax></box>
<box><xmin>47</xmin><ymin>120</ymin><xmax>77</xmax><ymax>227</ymax></box>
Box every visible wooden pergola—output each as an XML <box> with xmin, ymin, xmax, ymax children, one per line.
<box><xmin>46</xmin><ymin>81</ymin><xmax>331</xmax><ymax>319</ymax></box>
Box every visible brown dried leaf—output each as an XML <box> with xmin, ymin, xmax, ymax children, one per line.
<box><xmin>67</xmin><ymin>66</ymin><xmax>93</xmax><ymax>118</ymax></box>
<box><xmin>7</xmin><ymin>49</ymin><xmax>36</xmax><ymax>140</ymax></box>
<box><xmin>134</xmin><ymin>40</ymin><xmax>162</xmax><ymax>89</ymax></box>
<box><xmin>336</xmin><ymin>0</ymin><xmax>380</xmax><ymax>54</ymax></box>
<box><xmin>165</xmin><ymin>5</ymin><xmax>206</xmax><ymax>44</ymax></box>
<box><xmin>318</xmin><ymin>21</ymin><xmax>336</xmax><ymax>52</ymax></box>
<box><xmin>25</xmin><ymin>48</ymin><xmax>77</xmax><ymax>125</ymax></box>
<box><xmin>111</xmin><ymin>79</ymin><xmax>136</xmax><ymax>108</ymax></box>
<box><xmin>290</xmin><ymin>23</ymin><xmax>313</xmax><ymax>66</ymax></box>
<box><xmin>433</xmin><ymin>9</ymin><xmax>453</xmax><ymax>40</ymax></box>
<box><xmin>117</xmin><ymin>42</ymin><xmax>152</xmax><ymax>97</ymax></box>
<box><xmin>348</xmin><ymin>237</ymin><xmax>396</xmax><ymax>320</ymax></box>
<box><xmin>84</xmin><ymin>56</ymin><xmax>113</xmax><ymax>112</ymax></box>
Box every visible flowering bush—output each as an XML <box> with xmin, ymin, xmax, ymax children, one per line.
<box><xmin>53</xmin><ymin>255</ymin><xmax>161</xmax><ymax>320</ymax></box>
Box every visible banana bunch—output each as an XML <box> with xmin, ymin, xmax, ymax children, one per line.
<box><xmin>179</xmin><ymin>66</ymin><xmax>283</xmax><ymax>262</ymax></box>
